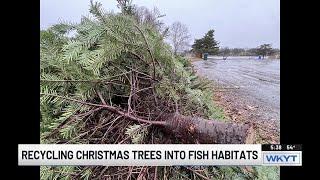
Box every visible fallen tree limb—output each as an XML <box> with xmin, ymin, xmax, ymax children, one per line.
<box><xmin>41</xmin><ymin>93</ymin><xmax>254</xmax><ymax>144</ymax></box>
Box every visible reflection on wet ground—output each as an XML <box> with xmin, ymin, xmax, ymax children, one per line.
<box><xmin>193</xmin><ymin>58</ymin><xmax>280</xmax><ymax>126</ymax></box>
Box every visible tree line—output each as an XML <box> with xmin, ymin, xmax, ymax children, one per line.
<box><xmin>219</xmin><ymin>44</ymin><xmax>280</xmax><ymax>58</ymax></box>
<box><xmin>166</xmin><ymin>21</ymin><xmax>279</xmax><ymax>59</ymax></box>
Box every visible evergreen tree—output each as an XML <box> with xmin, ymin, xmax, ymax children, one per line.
<box><xmin>191</xmin><ymin>29</ymin><xmax>219</xmax><ymax>55</ymax></box>
<box><xmin>256</xmin><ymin>44</ymin><xmax>273</xmax><ymax>59</ymax></box>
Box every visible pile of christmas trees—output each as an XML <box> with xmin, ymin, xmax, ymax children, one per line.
<box><xmin>40</xmin><ymin>1</ymin><xmax>277</xmax><ymax>179</ymax></box>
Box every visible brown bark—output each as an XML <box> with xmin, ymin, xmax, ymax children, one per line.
<box><xmin>161</xmin><ymin>113</ymin><xmax>255</xmax><ymax>144</ymax></box>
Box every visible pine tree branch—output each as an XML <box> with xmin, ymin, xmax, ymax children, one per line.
<box><xmin>45</xmin><ymin>107</ymin><xmax>104</xmax><ymax>139</ymax></box>
<box><xmin>41</xmin><ymin>79</ymin><xmax>127</xmax><ymax>87</ymax></box>
<box><xmin>40</xmin><ymin>93</ymin><xmax>166</xmax><ymax>126</ymax></box>
<box><xmin>133</xmin><ymin>24</ymin><xmax>159</xmax><ymax>78</ymax></box>
<box><xmin>128</xmin><ymin>51</ymin><xmax>147</xmax><ymax>64</ymax></box>
<box><xmin>125</xmin><ymin>66</ymin><xmax>159</xmax><ymax>82</ymax></box>
<box><xmin>95</xmin><ymin>89</ymin><xmax>107</xmax><ymax>105</ymax></box>
<box><xmin>185</xmin><ymin>167</ymin><xmax>210</xmax><ymax>180</ymax></box>
<box><xmin>40</xmin><ymin>72</ymin><xmax>131</xmax><ymax>83</ymax></box>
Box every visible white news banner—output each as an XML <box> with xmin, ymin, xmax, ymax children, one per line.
<box><xmin>19</xmin><ymin>144</ymin><xmax>262</xmax><ymax>166</ymax></box>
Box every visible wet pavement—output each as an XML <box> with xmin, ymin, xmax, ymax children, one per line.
<box><xmin>193</xmin><ymin>57</ymin><xmax>280</xmax><ymax>127</ymax></box>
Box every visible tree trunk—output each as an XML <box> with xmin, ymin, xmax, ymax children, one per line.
<box><xmin>160</xmin><ymin>113</ymin><xmax>255</xmax><ymax>144</ymax></box>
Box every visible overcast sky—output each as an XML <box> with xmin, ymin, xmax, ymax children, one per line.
<box><xmin>40</xmin><ymin>0</ymin><xmax>280</xmax><ymax>48</ymax></box>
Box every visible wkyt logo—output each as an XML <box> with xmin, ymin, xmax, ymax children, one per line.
<box><xmin>263</xmin><ymin>151</ymin><xmax>302</xmax><ymax>166</ymax></box>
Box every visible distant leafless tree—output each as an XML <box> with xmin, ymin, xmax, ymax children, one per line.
<box><xmin>169</xmin><ymin>22</ymin><xmax>191</xmax><ymax>55</ymax></box>
<box><xmin>132</xmin><ymin>6</ymin><xmax>169</xmax><ymax>37</ymax></box>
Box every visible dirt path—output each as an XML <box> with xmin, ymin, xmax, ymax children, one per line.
<box><xmin>192</xmin><ymin>58</ymin><xmax>280</xmax><ymax>143</ymax></box>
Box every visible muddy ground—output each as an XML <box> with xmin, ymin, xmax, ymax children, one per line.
<box><xmin>192</xmin><ymin>58</ymin><xmax>280</xmax><ymax>143</ymax></box>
